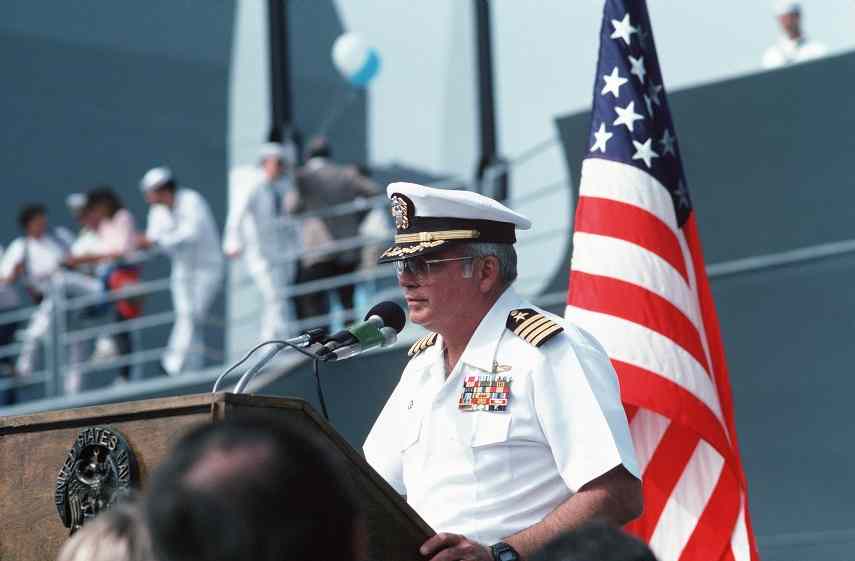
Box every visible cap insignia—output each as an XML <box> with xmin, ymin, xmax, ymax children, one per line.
<box><xmin>390</xmin><ymin>195</ymin><xmax>411</xmax><ymax>230</ymax></box>
<box><xmin>506</xmin><ymin>308</ymin><xmax>564</xmax><ymax>348</ymax></box>
<box><xmin>380</xmin><ymin>240</ymin><xmax>445</xmax><ymax>259</ymax></box>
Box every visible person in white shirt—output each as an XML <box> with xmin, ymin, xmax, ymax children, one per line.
<box><xmin>0</xmin><ymin>244</ymin><xmax>21</xmax><ymax>405</ymax></box>
<box><xmin>762</xmin><ymin>2</ymin><xmax>827</xmax><ymax>69</ymax></box>
<box><xmin>137</xmin><ymin>167</ymin><xmax>224</xmax><ymax>376</ymax></box>
<box><xmin>363</xmin><ymin>183</ymin><xmax>642</xmax><ymax>561</ymax></box>
<box><xmin>223</xmin><ymin>142</ymin><xmax>300</xmax><ymax>341</ymax></box>
<box><xmin>0</xmin><ymin>204</ymin><xmax>102</xmax><ymax>393</ymax></box>
<box><xmin>71</xmin><ymin>188</ymin><xmax>143</xmax><ymax>382</ymax></box>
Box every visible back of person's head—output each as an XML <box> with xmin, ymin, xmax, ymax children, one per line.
<box><xmin>56</xmin><ymin>501</ymin><xmax>154</xmax><ymax>561</ymax></box>
<box><xmin>86</xmin><ymin>186</ymin><xmax>125</xmax><ymax>217</ymax></box>
<box><xmin>145</xmin><ymin>413</ymin><xmax>362</xmax><ymax>561</ymax></box>
<box><xmin>305</xmin><ymin>136</ymin><xmax>332</xmax><ymax>160</ymax></box>
<box><xmin>531</xmin><ymin>522</ymin><xmax>657</xmax><ymax>561</ymax></box>
<box><xmin>18</xmin><ymin>203</ymin><xmax>46</xmax><ymax>232</ymax></box>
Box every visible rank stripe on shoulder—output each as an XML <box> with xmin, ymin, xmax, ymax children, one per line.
<box><xmin>408</xmin><ymin>332</ymin><xmax>438</xmax><ymax>357</ymax></box>
<box><xmin>506</xmin><ymin>308</ymin><xmax>564</xmax><ymax>347</ymax></box>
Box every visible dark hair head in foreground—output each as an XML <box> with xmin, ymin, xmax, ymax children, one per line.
<box><xmin>145</xmin><ymin>413</ymin><xmax>363</xmax><ymax>561</ymax></box>
<box><xmin>56</xmin><ymin>500</ymin><xmax>154</xmax><ymax>561</ymax></box>
<box><xmin>531</xmin><ymin>522</ymin><xmax>657</xmax><ymax>561</ymax></box>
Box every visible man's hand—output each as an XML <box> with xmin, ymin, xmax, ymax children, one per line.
<box><xmin>136</xmin><ymin>235</ymin><xmax>154</xmax><ymax>250</ymax></box>
<box><xmin>225</xmin><ymin>248</ymin><xmax>242</xmax><ymax>259</ymax></box>
<box><xmin>420</xmin><ymin>533</ymin><xmax>492</xmax><ymax>561</ymax></box>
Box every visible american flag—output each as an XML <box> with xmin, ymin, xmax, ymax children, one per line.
<box><xmin>564</xmin><ymin>1</ymin><xmax>761</xmax><ymax>560</ymax></box>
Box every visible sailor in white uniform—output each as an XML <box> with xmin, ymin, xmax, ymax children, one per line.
<box><xmin>0</xmin><ymin>204</ymin><xmax>102</xmax><ymax>393</ymax></box>
<box><xmin>762</xmin><ymin>2</ymin><xmax>827</xmax><ymax>69</ymax></box>
<box><xmin>138</xmin><ymin>167</ymin><xmax>224</xmax><ymax>375</ymax></box>
<box><xmin>223</xmin><ymin>142</ymin><xmax>300</xmax><ymax>341</ymax></box>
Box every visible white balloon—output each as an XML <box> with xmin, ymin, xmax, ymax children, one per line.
<box><xmin>332</xmin><ymin>32</ymin><xmax>370</xmax><ymax>78</ymax></box>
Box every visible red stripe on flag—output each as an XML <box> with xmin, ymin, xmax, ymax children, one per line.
<box><xmin>678</xmin><ymin>465</ymin><xmax>741</xmax><ymax>561</ymax></box>
<box><xmin>570</xmin><ymin>271</ymin><xmax>711</xmax><ymax>374</ymax></box>
<box><xmin>575</xmin><ymin>196</ymin><xmax>689</xmax><ymax>284</ymax></box>
<box><xmin>683</xmin><ymin>216</ymin><xmax>761</xmax><ymax>560</ymax></box>
<box><xmin>614</xmin><ymin>360</ymin><xmax>738</xmax><ymax>472</ymax></box>
<box><xmin>624</xmin><ymin>404</ymin><xmax>639</xmax><ymax>423</ymax></box>
<box><xmin>629</xmin><ymin>422</ymin><xmax>699</xmax><ymax>543</ymax></box>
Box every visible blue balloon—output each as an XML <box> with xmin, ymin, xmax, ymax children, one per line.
<box><xmin>349</xmin><ymin>48</ymin><xmax>381</xmax><ymax>87</ymax></box>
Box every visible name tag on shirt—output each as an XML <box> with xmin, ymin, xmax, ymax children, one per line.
<box><xmin>458</xmin><ymin>374</ymin><xmax>512</xmax><ymax>412</ymax></box>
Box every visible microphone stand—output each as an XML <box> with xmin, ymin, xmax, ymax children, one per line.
<box><xmin>213</xmin><ymin>329</ymin><xmax>331</xmax><ymax>421</ymax></box>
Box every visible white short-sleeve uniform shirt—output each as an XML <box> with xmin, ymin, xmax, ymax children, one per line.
<box><xmin>363</xmin><ymin>288</ymin><xmax>639</xmax><ymax>545</ymax></box>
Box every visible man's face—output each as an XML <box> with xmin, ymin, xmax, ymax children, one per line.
<box><xmin>396</xmin><ymin>248</ymin><xmax>482</xmax><ymax>332</ymax></box>
<box><xmin>262</xmin><ymin>157</ymin><xmax>285</xmax><ymax>181</ymax></box>
<box><xmin>26</xmin><ymin>213</ymin><xmax>47</xmax><ymax>238</ymax></box>
<box><xmin>145</xmin><ymin>188</ymin><xmax>172</xmax><ymax>207</ymax></box>
<box><xmin>778</xmin><ymin>11</ymin><xmax>801</xmax><ymax>40</ymax></box>
<box><xmin>78</xmin><ymin>208</ymin><xmax>98</xmax><ymax>230</ymax></box>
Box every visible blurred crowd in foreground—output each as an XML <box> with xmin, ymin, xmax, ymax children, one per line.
<box><xmin>56</xmin><ymin>413</ymin><xmax>660</xmax><ymax>561</ymax></box>
<box><xmin>0</xmin><ymin>137</ymin><xmax>389</xmax><ymax>403</ymax></box>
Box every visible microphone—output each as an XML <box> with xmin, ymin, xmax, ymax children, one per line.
<box><xmin>316</xmin><ymin>301</ymin><xmax>406</xmax><ymax>362</ymax></box>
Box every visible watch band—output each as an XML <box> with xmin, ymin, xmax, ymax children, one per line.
<box><xmin>490</xmin><ymin>541</ymin><xmax>521</xmax><ymax>561</ymax></box>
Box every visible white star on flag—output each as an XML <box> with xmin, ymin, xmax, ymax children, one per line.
<box><xmin>628</xmin><ymin>55</ymin><xmax>646</xmax><ymax>83</ymax></box>
<box><xmin>647</xmin><ymin>82</ymin><xmax>663</xmax><ymax>107</ymax></box>
<box><xmin>660</xmin><ymin>129</ymin><xmax>676</xmax><ymax>155</ymax></box>
<box><xmin>601</xmin><ymin>67</ymin><xmax>628</xmax><ymax>98</ymax></box>
<box><xmin>643</xmin><ymin>94</ymin><xmax>653</xmax><ymax>116</ymax></box>
<box><xmin>632</xmin><ymin>137</ymin><xmax>659</xmax><ymax>167</ymax></box>
<box><xmin>610</xmin><ymin>14</ymin><xmax>637</xmax><ymax>45</ymax></box>
<box><xmin>613</xmin><ymin>101</ymin><xmax>644</xmax><ymax>132</ymax></box>
<box><xmin>590</xmin><ymin>123</ymin><xmax>614</xmax><ymax>153</ymax></box>
<box><xmin>674</xmin><ymin>179</ymin><xmax>690</xmax><ymax>207</ymax></box>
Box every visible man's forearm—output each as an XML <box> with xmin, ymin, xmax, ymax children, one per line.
<box><xmin>504</xmin><ymin>465</ymin><xmax>642</xmax><ymax>560</ymax></box>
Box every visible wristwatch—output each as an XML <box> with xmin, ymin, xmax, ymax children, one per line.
<box><xmin>490</xmin><ymin>541</ymin><xmax>521</xmax><ymax>561</ymax></box>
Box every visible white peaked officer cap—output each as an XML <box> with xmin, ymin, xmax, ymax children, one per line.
<box><xmin>774</xmin><ymin>1</ymin><xmax>800</xmax><ymax>15</ymax></box>
<box><xmin>140</xmin><ymin>166</ymin><xmax>174</xmax><ymax>192</ymax></box>
<box><xmin>65</xmin><ymin>193</ymin><xmax>87</xmax><ymax>211</ymax></box>
<box><xmin>259</xmin><ymin>142</ymin><xmax>297</xmax><ymax>165</ymax></box>
<box><xmin>377</xmin><ymin>182</ymin><xmax>531</xmax><ymax>263</ymax></box>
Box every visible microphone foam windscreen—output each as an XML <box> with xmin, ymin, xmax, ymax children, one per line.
<box><xmin>365</xmin><ymin>301</ymin><xmax>406</xmax><ymax>333</ymax></box>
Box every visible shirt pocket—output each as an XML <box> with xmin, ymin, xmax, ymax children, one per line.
<box><xmin>400</xmin><ymin>409</ymin><xmax>427</xmax><ymax>495</ymax></box>
<box><xmin>470</xmin><ymin>413</ymin><xmax>513</xmax><ymax>489</ymax></box>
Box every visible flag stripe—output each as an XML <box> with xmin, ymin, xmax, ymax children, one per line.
<box><xmin>649</xmin><ymin>441</ymin><xmax>725</xmax><ymax>560</ymax></box>
<box><xmin>631</xmin><ymin>423</ymin><xmax>700</xmax><ymax>544</ymax></box>
<box><xmin>579</xmin><ymin>158</ymin><xmax>679</xmax><ymax>233</ymax></box>
<box><xmin>570</xmin><ymin>271</ymin><xmax>710</xmax><ymax>374</ymax></box>
<box><xmin>571</xmin><ymin>231</ymin><xmax>702</xmax><ymax>334</ymax></box>
<box><xmin>628</xmin><ymin>408</ymin><xmax>668</xmax><ymax>472</ymax></box>
<box><xmin>575</xmin><ymin>196</ymin><xmax>689</xmax><ymax>283</ymax></box>
<box><xmin>613</xmin><ymin>360</ymin><xmax>738</xmax><ymax>470</ymax></box>
<box><xmin>565</xmin><ymin>305</ymin><xmax>725</xmax><ymax>423</ymax></box>
<box><xmin>677</xmin><ymin>456</ymin><xmax>741</xmax><ymax>561</ymax></box>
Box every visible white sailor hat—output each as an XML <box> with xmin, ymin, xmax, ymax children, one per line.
<box><xmin>140</xmin><ymin>166</ymin><xmax>174</xmax><ymax>192</ymax></box>
<box><xmin>259</xmin><ymin>142</ymin><xmax>297</xmax><ymax>164</ymax></box>
<box><xmin>65</xmin><ymin>193</ymin><xmax>87</xmax><ymax>211</ymax></box>
<box><xmin>377</xmin><ymin>182</ymin><xmax>531</xmax><ymax>264</ymax></box>
<box><xmin>774</xmin><ymin>1</ymin><xmax>800</xmax><ymax>15</ymax></box>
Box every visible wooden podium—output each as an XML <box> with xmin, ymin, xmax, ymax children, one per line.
<box><xmin>0</xmin><ymin>393</ymin><xmax>433</xmax><ymax>561</ymax></box>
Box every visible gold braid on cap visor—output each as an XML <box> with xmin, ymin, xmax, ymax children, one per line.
<box><xmin>393</xmin><ymin>229</ymin><xmax>481</xmax><ymax>243</ymax></box>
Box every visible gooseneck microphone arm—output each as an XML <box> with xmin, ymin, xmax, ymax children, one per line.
<box><xmin>213</xmin><ymin>329</ymin><xmax>325</xmax><ymax>393</ymax></box>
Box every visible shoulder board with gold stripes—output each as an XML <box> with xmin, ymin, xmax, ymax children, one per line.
<box><xmin>408</xmin><ymin>332</ymin><xmax>439</xmax><ymax>357</ymax></box>
<box><xmin>506</xmin><ymin>308</ymin><xmax>564</xmax><ymax>347</ymax></box>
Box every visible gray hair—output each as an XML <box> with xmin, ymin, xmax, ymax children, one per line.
<box><xmin>461</xmin><ymin>242</ymin><xmax>518</xmax><ymax>285</ymax></box>
<box><xmin>56</xmin><ymin>501</ymin><xmax>155</xmax><ymax>561</ymax></box>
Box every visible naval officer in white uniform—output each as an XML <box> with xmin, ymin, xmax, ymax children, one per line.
<box><xmin>138</xmin><ymin>167</ymin><xmax>224</xmax><ymax>375</ymax></box>
<box><xmin>363</xmin><ymin>183</ymin><xmax>642</xmax><ymax>561</ymax></box>
<box><xmin>223</xmin><ymin>142</ymin><xmax>300</xmax><ymax>341</ymax></box>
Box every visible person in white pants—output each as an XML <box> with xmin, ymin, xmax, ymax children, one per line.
<box><xmin>137</xmin><ymin>167</ymin><xmax>224</xmax><ymax>376</ymax></box>
<box><xmin>0</xmin><ymin>204</ymin><xmax>103</xmax><ymax>394</ymax></box>
<box><xmin>223</xmin><ymin>142</ymin><xmax>300</xmax><ymax>341</ymax></box>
